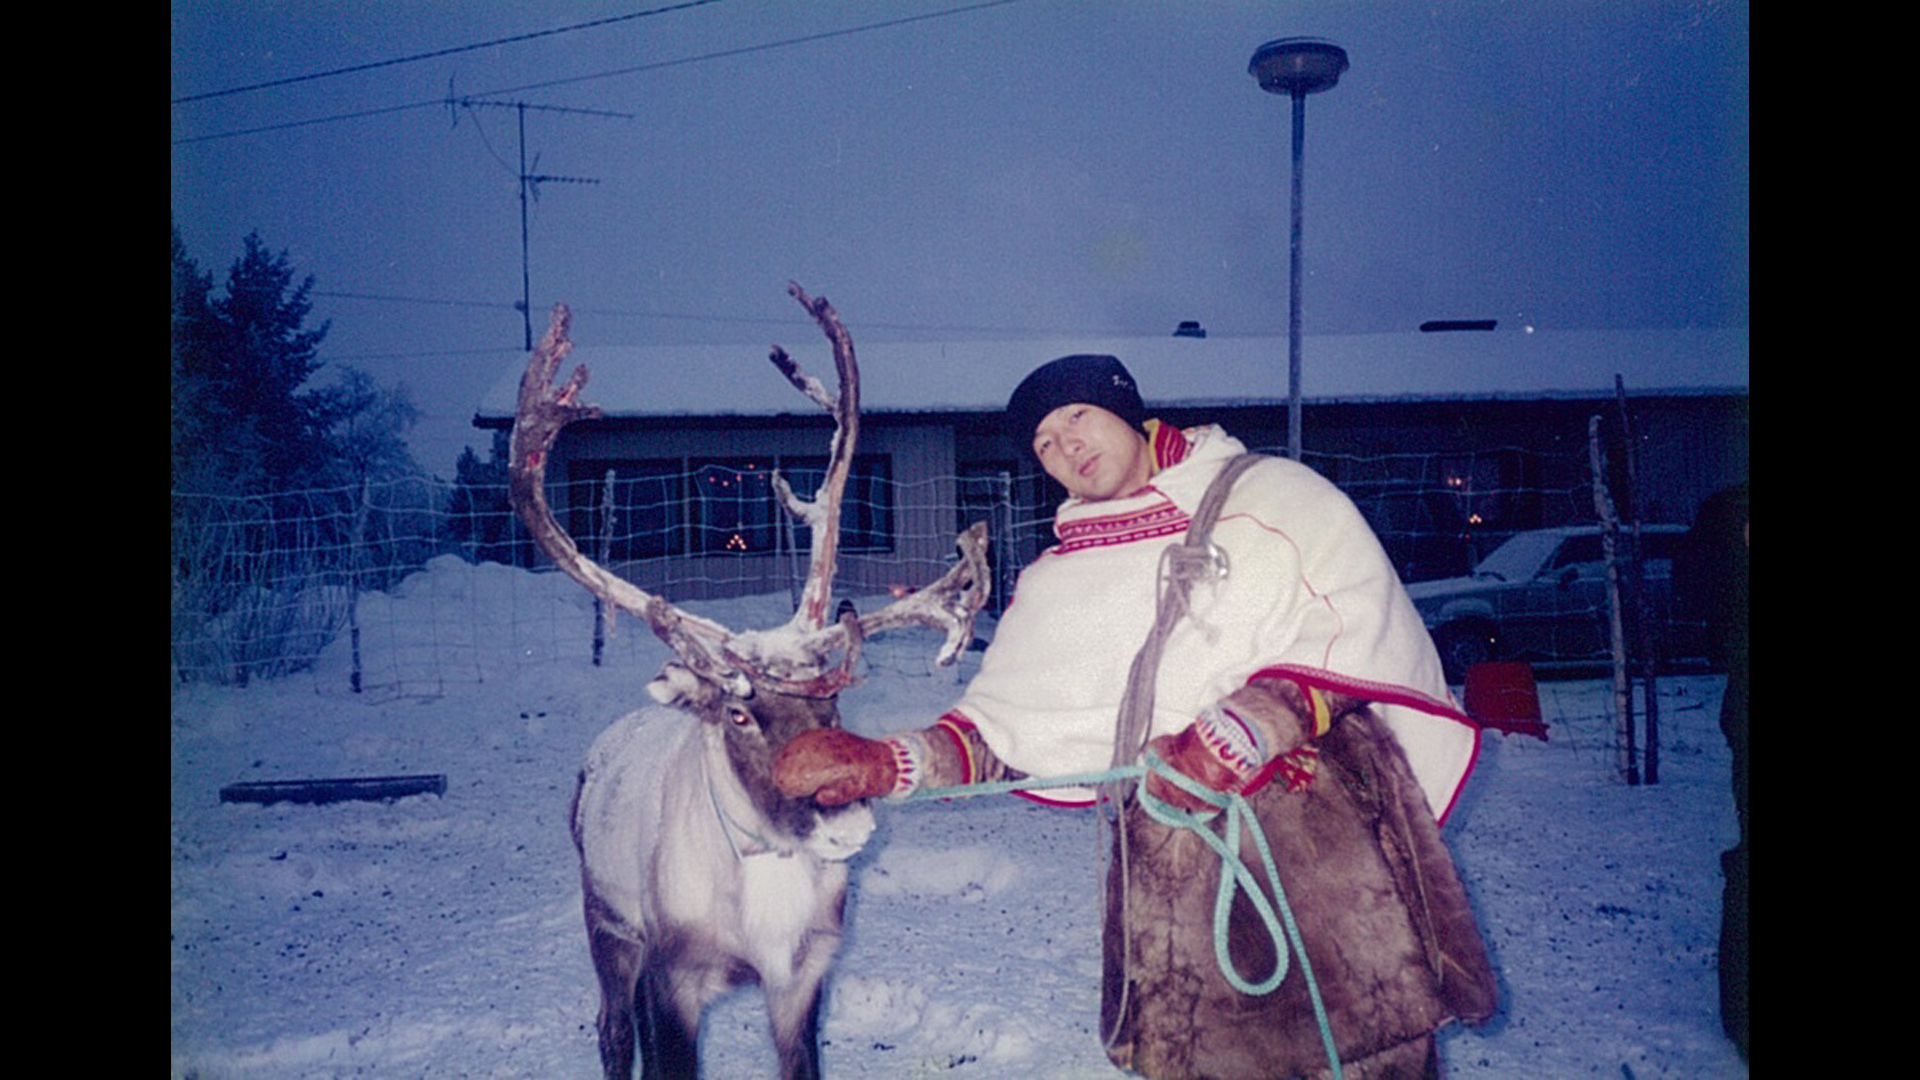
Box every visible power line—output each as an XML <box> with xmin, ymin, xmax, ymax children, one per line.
<box><xmin>316</xmin><ymin>290</ymin><xmax>518</xmax><ymax>312</ymax></box>
<box><xmin>172</xmin><ymin>0</ymin><xmax>1025</xmax><ymax>147</ymax></box>
<box><xmin>173</xmin><ymin>99</ymin><xmax>441</xmax><ymax>146</ymax></box>
<box><xmin>171</xmin><ymin>0</ymin><xmax>727</xmax><ymax>105</ymax></box>
<box><xmin>314</xmin><ymin>289</ymin><xmax>1135</xmax><ymax>342</ymax></box>
<box><xmin>460</xmin><ymin>0</ymin><xmax>1023</xmax><ymax>100</ymax></box>
<box><xmin>327</xmin><ymin>346</ymin><xmax>513</xmax><ymax>363</ymax></box>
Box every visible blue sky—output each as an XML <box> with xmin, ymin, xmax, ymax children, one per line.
<box><xmin>171</xmin><ymin>1</ymin><xmax>1748</xmax><ymax>476</ymax></box>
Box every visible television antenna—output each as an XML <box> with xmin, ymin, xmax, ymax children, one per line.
<box><xmin>448</xmin><ymin>89</ymin><xmax>635</xmax><ymax>349</ymax></box>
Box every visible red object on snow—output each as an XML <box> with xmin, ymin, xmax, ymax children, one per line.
<box><xmin>1464</xmin><ymin>662</ymin><xmax>1548</xmax><ymax>740</ymax></box>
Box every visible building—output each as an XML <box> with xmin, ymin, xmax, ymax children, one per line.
<box><xmin>472</xmin><ymin>324</ymin><xmax>1747</xmax><ymax>605</ymax></box>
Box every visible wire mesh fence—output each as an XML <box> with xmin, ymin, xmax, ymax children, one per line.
<box><xmin>171</xmin><ymin>443</ymin><xmax>1712</xmax><ymax>699</ymax></box>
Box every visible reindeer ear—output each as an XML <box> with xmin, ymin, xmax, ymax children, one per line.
<box><xmin>647</xmin><ymin>662</ymin><xmax>718</xmax><ymax>708</ymax></box>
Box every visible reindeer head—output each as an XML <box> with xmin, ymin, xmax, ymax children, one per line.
<box><xmin>510</xmin><ymin>285</ymin><xmax>990</xmax><ymax>822</ymax></box>
<box><xmin>644</xmin><ymin>655</ymin><xmax>870</xmax><ymax>858</ymax></box>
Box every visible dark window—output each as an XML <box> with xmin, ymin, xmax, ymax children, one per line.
<box><xmin>1547</xmin><ymin>530</ymin><xmax>1679</xmax><ymax>584</ymax></box>
<box><xmin>769</xmin><ymin>454</ymin><xmax>895</xmax><ymax>554</ymax></box>
<box><xmin>957</xmin><ymin>463</ymin><xmax>1014</xmax><ymax>535</ymax></box>
<box><xmin>1551</xmin><ymin>533</ymin><xmax>1606</xmax><ymax>569</ymax></box>
<box><xmin>1438</xmin><ymin>453</ymin><xmax>1516</xmax><ymax>529</ymax></box>
<box><xmin>692</xmin><ymin>458</ymin><xmax>780</xmax><ymax>555</ymax></box>
<box><xmin>566</xmin><ymin>460</ymin><xmax>687</xmax><ymax>561</ymax></box>
<box><xmin>688</xmin><ymin>454</ymin><xmax>894</xmax><ymax>556</ymax></box>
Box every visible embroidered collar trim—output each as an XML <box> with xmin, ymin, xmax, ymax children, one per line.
<box><xmin>1054</xmin><ymin>499</ymin><xmax>1188</xmax><ymax>554</ymax></box>
<box><xmin>1049</xmin><ymin>420</ymin><xmax>1198</xmax><ymax>555</ymax></box>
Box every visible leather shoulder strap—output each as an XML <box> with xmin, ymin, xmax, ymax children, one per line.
<box><xmin>1185</xmin><ymin>453</ymin><xmax>1265</xmax><ymax>549</ymax></box>
<box><xmin>1108</xmin><ymin>453</ymin><xmax>1270</xmax><ymax>781</ymax></box>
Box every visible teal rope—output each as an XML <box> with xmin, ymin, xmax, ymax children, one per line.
<box><xmin>1134</xmin><ymin>754</ymin><xmax>1293</xmax><ymax>996</ymax></box>
<box><xmin>909</xmin><ymin>766</ymin><xmax>1136</xmax><ymax>802</ymax></box>
<box><xmin>1136</xmin><ymin>755</ymin><xmax>1343</xmax><ymax>1080</ymax></box>
<box><xmin>904</xmin><ymin>754</ymin><xmax>1343</xmax><ymax>1080</ymax></box>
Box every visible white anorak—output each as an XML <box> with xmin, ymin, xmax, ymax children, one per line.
<box><xmin>954</xmin><ymin>423</ymin><xmax>1480</xmax><ymax>819</ymax></box>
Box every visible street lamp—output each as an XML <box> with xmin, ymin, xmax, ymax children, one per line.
<box><xmin>1249</xmin><ymin>36</ymin><xmax>1348</xmax><ymax>460</ymax></box>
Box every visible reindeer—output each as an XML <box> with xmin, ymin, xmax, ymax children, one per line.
<box><xmin>509</xmin><ymin>286</ymin><xmax>990</xmax><ymax>1080</ymax></box>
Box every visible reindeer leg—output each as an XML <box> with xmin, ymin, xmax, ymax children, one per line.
<box><xmin>636</xmin><ymin>964</ymin><xmax>701</xmax><ymax>1080</ymax></box>
<box><xmin>770</xmin><ymin>988</ymin><xmax>825</xmax><ymax>1080</ymax></box>
<box><xmin>765</xmin><ymin>936</ymin><xmax>837</xmax><ymax>1080</ymax></box>
<box><xmin>586</xmin><ymin>918</ymin><xmax>642</xmax><ymax>1080</ymax></box>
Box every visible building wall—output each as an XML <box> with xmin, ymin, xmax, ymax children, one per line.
<box><xmin>956</xmin><ymin>393</ymin><xmax>1748</xmax><ymax>584</ymax></box>
<box><xmin>508</xmin><ymin>391</ymin><xmax>1745</xmax><ymax>601</ymax></box>
<box><xmin>545</xmin><ymin>415</ymin><xmax>961</xmax><ymax>604</ymax></box>
<box><xmin>1151</xmin><ymin>394</ymin><xmax>1745</xmax><ymax>580</ymax></box>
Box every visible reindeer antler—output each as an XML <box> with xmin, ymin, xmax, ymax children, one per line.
<box><xmin>769</xmin><ymin>282</ymin><xmax>859</xmax><ymax>635</ymax></box>
<box><xmin>761</xmin><ymin>285</ymin><xmax>990</xmax><ymax>688</ymax></box>
<box><xmin>855</xmin><ymin>521</ymin><xmax>991</xmax><ymax>667</ymax></box>
<box><xmin>508</xmin><ymin>305</ymin><xmax>746</xmax><ymax>692</ymax></box>
<box><xmin>508</xmin><ymin>289</ymin><xmax>989</xmax><ymax>699</ymax></box>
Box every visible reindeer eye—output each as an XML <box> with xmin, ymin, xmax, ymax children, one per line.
<box><xmin>728</xmin><ymin>707</ymin><xmax>754</xmax><ymax>728</ymax></box>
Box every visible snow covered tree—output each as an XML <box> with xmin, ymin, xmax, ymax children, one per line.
<box><xmin>171</xmin><ymin>228</ymin><xmax>428</xmax><ymax>683</ymax></box>
<box><xmin>312</xmin><ymin>367</ymin><xmax>422</xmax><ymax>485</ymax></box>
<box><xmin>172</xmin><ymin>227</ymin><xmax>369</xmax><ymax>494</ymax></box>
<box><xmin>172</xmin><ymin>227</ymin><xmax>245</xmax><ymax>493</ymax></box>
<box><xmin>448</xmin><ymin>428</ymin><xmax>530</xmax><ymax>566</ymax></box>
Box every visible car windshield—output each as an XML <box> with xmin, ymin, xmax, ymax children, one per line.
<box><xmin>1473</xmin><ymin>531</ymin><xmax>1572</xmax><ymax>581</ymax></box>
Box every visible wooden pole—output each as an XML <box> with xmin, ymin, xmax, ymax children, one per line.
<box><xmin>1589</xmin><ymin>416</ymin><xmax>1638</xmax><ymax>784</ymax></box>
<box><xmin>1614</xmin><ymin>376</ymin><xmax>1660</xmax><ymax>784</ymax></box>
<box><xmin>350</xmin><ymin>476</ymin><xmax>369</xmax><ymax>694</ymax></box>
<box><xmin>593</xmin><ymin>468</ymin><xmax>615</xmax><ymax>667</ymax></box>
<box><xmin>781</xmin><ymin>479</ymin><xmax>802</xmax><ymax>614</ymax></box>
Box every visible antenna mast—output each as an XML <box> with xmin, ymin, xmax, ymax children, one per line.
<box><xmin>449</xmin><ymin>94</ymin><xmax>634</xmax><ymax>349</ymax></box>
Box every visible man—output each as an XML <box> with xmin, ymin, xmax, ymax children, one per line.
<box><xmin>777</xmin><ymin>354</ymin><xmax>1497</xmax><ymax>1078</ymax></box>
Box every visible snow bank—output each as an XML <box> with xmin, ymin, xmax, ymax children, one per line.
<box><xmin>172</xmin><ymin>557</ymin><xmax>1747</xmax><ymax>1078</ymax></box>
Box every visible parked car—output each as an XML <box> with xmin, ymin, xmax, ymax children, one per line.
<box><xmin>1405</xmin><ymin>525</ymin><xmax>1706</xmax><ymax>682</ymax></box>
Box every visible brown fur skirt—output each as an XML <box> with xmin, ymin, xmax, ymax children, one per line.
<box><xmin>1100</xmin><ymin>711</ymin><xmax>1497</xmax><ymax>1080</ymax></box>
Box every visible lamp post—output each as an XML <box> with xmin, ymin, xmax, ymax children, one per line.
<box><xmin>1249</xmin><ymin>36</ymin><xmax>1348</xmax><ymax>460</ymax></box>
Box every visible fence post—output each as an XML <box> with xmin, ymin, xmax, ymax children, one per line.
<box><xmin>1614</xmin><ymin>376</ymin><xmax>1660</xmax><ymax>784</ymax></box>
<box><xmin>1588</xmin><ymin>416</ymin><xmax>1638</xmax><ymax>785</ymax></box>
<box><xmin>781</xmin><ymin>480</ymin><xmax>801</xmax><ymax>613</ymax></box>
<box><xmin>349</xmin><ymin>477</ymin><xmax>370</xmax><ymax>693</ymax></box>
<box><xmin>996</xmin><ymin>471</ymin><xmax>1014</xmax><ymax>615</ymax></box>
<box><xmin>593</xmin><ymin>468</ymin><xmax>615</xmax><ymax>667</ymax></box>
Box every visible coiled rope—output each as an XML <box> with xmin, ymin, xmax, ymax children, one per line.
<box><xmin>905</xmin><ymin>452</ymin><xmax>1343</xmax><ymax>1078</ymax></box>
<box><xmin>906</xmin><ymin>756</ymin><xmax>1342</xmax><ymax>1079</ymax></box>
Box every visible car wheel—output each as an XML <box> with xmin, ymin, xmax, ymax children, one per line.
<box><xmin>1436</xmin><ymin>622</ymin><xmax>1496</xmax><ymax>684</ymax></box>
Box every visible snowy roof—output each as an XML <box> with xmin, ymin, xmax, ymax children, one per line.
<box><xmin>473</xmin><ymin>325</ymin><xmax>1747</xmax><ymax>423</ymax></box>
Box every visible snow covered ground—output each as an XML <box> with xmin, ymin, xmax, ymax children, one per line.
<box><xmin>171</xmin><ymin>557</ymin><xmax>1748</xmax><ymax>1078</ymax></box>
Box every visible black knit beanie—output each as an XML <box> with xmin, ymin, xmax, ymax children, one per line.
<box><xmin>1005</xmin><ymin>354</ymin><xmax>1147</xmax><ymax>447</ymax></box>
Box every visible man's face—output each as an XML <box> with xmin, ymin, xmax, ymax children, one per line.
<box><xmin>1032</xmin><ymin>403</ymin><xmax>1152</xmax><ymax>502</ymax></box>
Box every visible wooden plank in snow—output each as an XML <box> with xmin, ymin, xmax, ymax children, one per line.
<box><xmin>219</xmin><ymin>774</ymin><xmax>448</xmax><ymax>806</ymax></box>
